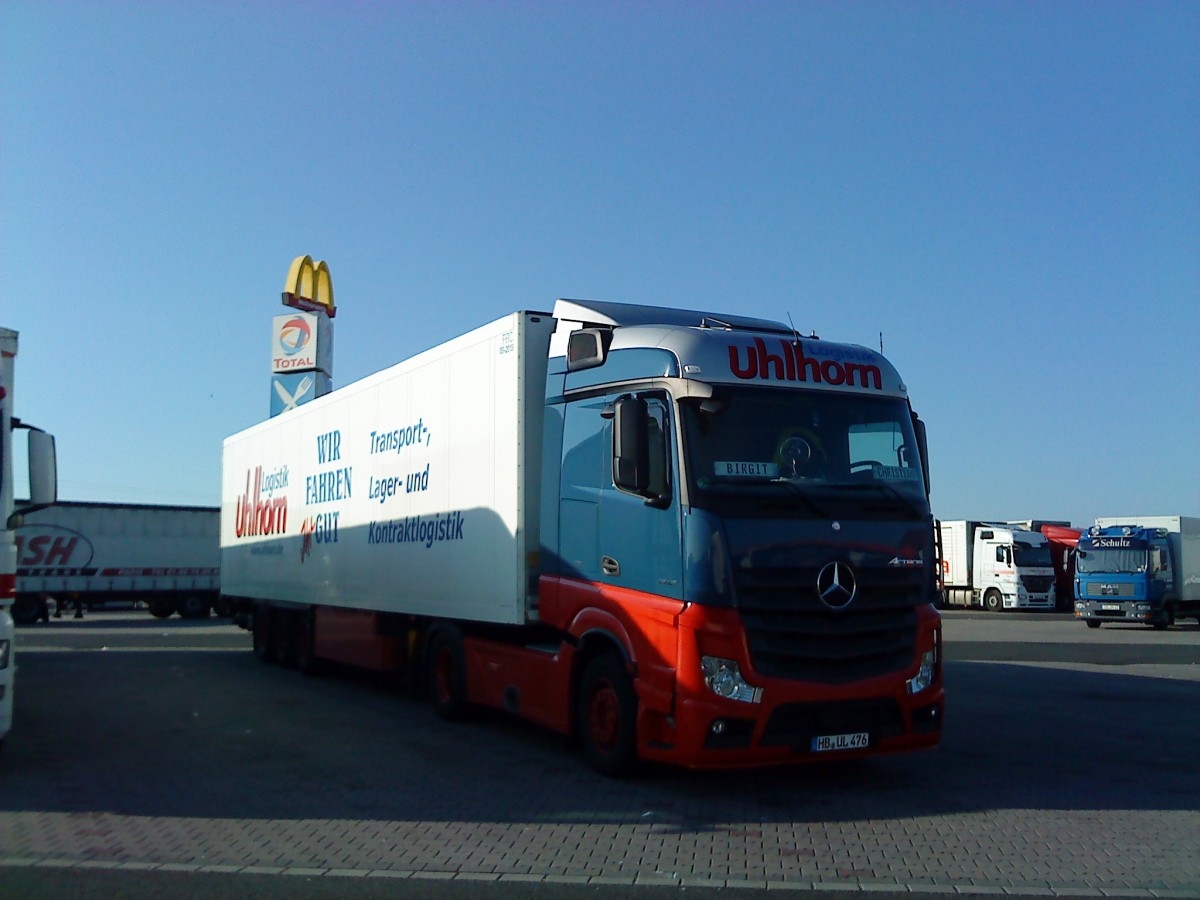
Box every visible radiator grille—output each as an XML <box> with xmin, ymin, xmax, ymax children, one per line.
<box><xmin>1020</xmin><ymin>574</ymin><xmax>1055</xmax><ymax>594</ymax></box>
<box><xmin>735</xmin><ymin>566</ymin><xmax>923</xmax><ymax>684</ymax></box>
<box><xmin>1084</xmin><ymin>582</ymin><xmax>1135</xmax><ymax>598</ymax></box>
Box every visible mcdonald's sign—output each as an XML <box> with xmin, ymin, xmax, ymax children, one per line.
<box><xmin>282</xmin><ymin>255</ymin><xmax>336</xmax><ymax>318</ymax></box>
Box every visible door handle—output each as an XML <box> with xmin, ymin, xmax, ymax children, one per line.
<box><xmin>601</xmin><ymin>556</ymin><xmax>621</xmax><ymax>577</ymax></box>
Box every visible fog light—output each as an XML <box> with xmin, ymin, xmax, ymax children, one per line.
<box><xmin>700</xmin><ymin>657</ymin><xmax>762</xmax><ymax>704</ymax></box>
<box><xmin>0</xmin><ymin>638</ymin><xmax>9</xmax><ymax>671</ymax></box>
<box><xmin>711</xmin><ymin>719</ymin><xmax>726</xmax><ymax>735</ymax></box>
<box><xmin>907</xmin><ymin>649</ymin><xmax>936</xmax><ymax>695</ymax></box>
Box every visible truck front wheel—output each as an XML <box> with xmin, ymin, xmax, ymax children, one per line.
<box><xmin>1152</xmin><ymin>606</ymin><xmax>1175</xmax><ymax>631</ymax></box>
<box><xmin>983</xmin><ymin>590</ymin><xmax>1004</xmax><ymax>613</ymax></box>
<box><xmin>577</xmin><ymin>652</ymin><xmax>639</xmax><ymax>777</ymax></box>
<box><xmin>1086</xmin><ymin>620</ymin><xmax>1102</xmax><ymax>629</ymax></box>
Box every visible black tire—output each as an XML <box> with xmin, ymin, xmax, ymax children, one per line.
<box><xmin>576</xmin><ymin>652</ymin><xmax>639</xmax><ymax>778</ymax></box>
<box><xmin>1086</xmin><ymin>620</ymin><xmax>1102</xmax><ymax>629</ymax></box>
<box><xmin>212</xmin><ymin>595</ymin><xmax>233</xmax><ymax>618</ymax></box>
<box><xmin>147</xmin><ymin>597</ymin><xmax>176</xmax><ymax>619</ymax></box>
<box><xmin>427</xmin><ymin>628</ymin><xmax>469</xmax><ymax>720</ymax></box>
<box><xmin>1152</xmin><ymin>606</ymin><xmax>1174</xmax><ymax>631</ymax></box>
<box><xmin>176</xmin><ymin>594</ymin><xmax>211</xmax><ymax>619</ymax></box>
<box><xmin>272</xmin><ymin>609</ymin><xmax>297</xmax><ymax>667</ymax></box>
<box><xmin>11</xmin><ymin>595</ymin><xmax>44</xmax><ymax>625</ymax></box>
<box><xmin>983</xmin><ymin>590</ymin><xmax>1004</xmax><ymax>613</ymax></box>
<box><xmin>294</xmin><ymin>609</ymin><xmax>322</xmax><ymax>676</ymax></box>
<box><xmin>252</xmin><ymin>607</ymin><xmax>275</xmax><ymax>663</ymax></box>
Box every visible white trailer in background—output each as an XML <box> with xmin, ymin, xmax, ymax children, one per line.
<box><xmin>13</xmin><ymin>502</ymin><xmax>221</xmax><ymax>623</ymax></box>
<box><xmin>939</xmin><ymin>520</ymin><xmax>1056</xmax><ymax>611</ymax></box>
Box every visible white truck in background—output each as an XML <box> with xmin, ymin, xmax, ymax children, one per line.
<box><xmin>13</xmin><ymin>502</ymin><xmax>221</xmax><ymax>623</ymax></box>
<box><xmin>939</xmin><ymin>520</ymin><xmax>1056</xmax><ymax>611</ymax></box>
<box><xmin>1</xmin><ymin>326</ymin><xmax>58</xmax><ymax>748</ymax></box>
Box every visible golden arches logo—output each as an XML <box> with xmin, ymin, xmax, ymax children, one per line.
<box><xmin>282</xmin><ymin>255</ymin><xmax>335</xmax><ymax>318</ymax></box>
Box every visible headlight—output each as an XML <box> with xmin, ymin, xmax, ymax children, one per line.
<box><xmin>907</xmin><ymin>649</ymin><xmax>936</xmax><ymax>695</ymax></box>
<box><xmin>0</xmin><ymin>639</ymin><xmax>10</xmax><ymax>671</ymax></box>
<box><xmin>700</xmin><ymin>656</ymin><xmax>762</xmax><ymax>704</ymax></box>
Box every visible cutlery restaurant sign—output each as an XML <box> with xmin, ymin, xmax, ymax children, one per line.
<box><xmin>270</xmin><ymin>256</ymin><xmax>335</xmax><ymax>417</ymax></box>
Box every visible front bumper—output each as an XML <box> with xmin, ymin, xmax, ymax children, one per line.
<box><xmin>1075</xmin><ymin>600</ymin><xmax>1156</xmax><ymax>623</ymax></box>
<box><xmin>635</xmin><ymin>605</ymin><xmax>945</xmax><ymax>769</ymax></box>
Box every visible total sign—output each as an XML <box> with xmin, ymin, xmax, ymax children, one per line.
<box><xmin>272</xmin><ymin>311</ymin><xmax>333</xmax><ymax>375</ymax></box>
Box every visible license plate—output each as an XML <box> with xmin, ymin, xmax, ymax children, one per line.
<box><xmin>812</xmin><ymin>732</ymin><xmax>869</xmax><ymax>752</ymax></box>
<box><xmin>1102</xmin><ymin>604</ymin><xmax>1121</xmax><ymax>611</ymax></box>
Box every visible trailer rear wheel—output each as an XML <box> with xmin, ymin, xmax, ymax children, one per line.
<box><xmin>272</xmin><ymin>609</ymin><xmax>297</xmax><ymax>667</ymax></box>
<box><xmin>983</xmin><ymin>590</ymin><xmax>1004</xmax><ymax>612</ymax></box>
<box><xmin>252</xmin><ymin>607</ymin><xmax>275</xmax><ymax>663</ymax></box>
<box><xmin>294</xmin><ymin>609</ymin><xmax>321</xmax><ymax>676</ymax></box>
<box><xmin>428</xmin><ymin>628</ymin><xmax>469</xmax><ymax>720</ymax></box>
<box><xmin>147</xmin><ymin>598</ymin><xmax>176</xmax><ymax>619</ymax></box>
<box><xmin>11</xmin><ymin>595</ymin><xmax>45</xmax><ymax>625</ymax></box>
<box><xmin>577</xmin><ymin>652</ymin><xmax>638</xmax><ymax>778</ymax></box>
<box><xmin>176</xmin><ymin>594</ymin><xmax>211</xmax><ymax>619</ymax></box>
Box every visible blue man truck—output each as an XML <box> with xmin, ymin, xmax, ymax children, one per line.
<box><xmin>222</xmin><ymin>299</ymin><xmax>944</xmax><ymax>774</ymax></box>
<box><xmin>1074</xmin><ymin>516</ymin><xmax>1200</xmax><ymax>629</ymax></box>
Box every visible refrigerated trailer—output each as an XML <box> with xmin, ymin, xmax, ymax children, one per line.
<box><xmin>13</xmin><ymin>502</ymin><xmax>220</xmax><ymax>623</ymax></box>
<box><xmin>222</xmin><ymin>299</ymin><xmax>945</xmax><ymax>773</ymax></box>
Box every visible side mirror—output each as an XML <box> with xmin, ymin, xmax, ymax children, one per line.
<box><xmin>912</xmin><ymin>413</ymin><xmax>930</xmax><ymax>495</ymax></box>
<box><xmin>612</xmin><ymin>396</ymin><xmax>650</xmax><ymax>495</ymax></box>
<box><xmin>9</xmin><ymin>425</ymin><xmax>57</xmax><ymax>528</ymax></box>
<box><xmin>27</xmin><ymin>428</ymin><xmax>58</xmax><ymax>509</ymax></box>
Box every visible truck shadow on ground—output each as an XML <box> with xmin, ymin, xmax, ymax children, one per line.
<box><xmin>2</xmin><ymin>650</ymin><xmax>1198</xmax><ymax>831</ymax></box>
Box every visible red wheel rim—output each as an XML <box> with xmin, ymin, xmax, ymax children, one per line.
<box><xmin>587</xmin><ymin>682</ymin><xmax>620</xmax><ymax>752</ymax></box>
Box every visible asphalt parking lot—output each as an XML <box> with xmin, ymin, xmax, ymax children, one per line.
<box><xmin>1</xmin><ymin>610</ymin><xmax>1198</xmax><ymax>898</ymax></box>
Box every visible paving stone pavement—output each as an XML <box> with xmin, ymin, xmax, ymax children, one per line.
<box><xmin>2</xmin><ymin>615</ymin><xmax>1198</xmax><ymax>897</ymax></box>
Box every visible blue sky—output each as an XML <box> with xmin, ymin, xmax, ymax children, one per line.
<box><xmin>4</xmin><ymin>2</ymin><xmax>1197</xmax><ymax>527</ymax></box>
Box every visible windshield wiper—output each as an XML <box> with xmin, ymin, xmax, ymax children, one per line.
<box><xmin>824</xmin><ymin>481</ymin><xmax>924</xmax><ymax>519</ymax></box>
<box><xmin>768</xmin><ymin>478</ymin><xmax>834</xmax><ymax>518</ymax></box>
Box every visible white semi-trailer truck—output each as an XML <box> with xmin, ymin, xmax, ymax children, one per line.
<box><xmin>1</xmin><ymin>327</ymin><xmax>58</xmax><ymax>748</ymax></box>
<box><xmin>13</xmin><ymin>502</ymin><xmax>221</xmax><ymax>623</ymax></box>
<box><xmin>939</xmin><ymin>520</ymin><xmax>1056</xmax><ymax>611</ymax></box>
<box><xmin>222</xmin><ymin>299</ymin><xmax>945</xmax><ymax>774</ymax></box>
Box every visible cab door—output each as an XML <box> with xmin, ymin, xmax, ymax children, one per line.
<box><xmin>596</xmin><ymin>390</ymin><xmax>684</xmax><ymax>601</ymax></box>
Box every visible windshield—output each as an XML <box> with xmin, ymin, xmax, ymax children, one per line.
<box><xmin>1077</xmin><ymin>545</ymin><xmax>1148</xmax><ymax>574</ymax></box>
<box><xmin>680</xmin><ymin>386</ymin><xmax>929</xmax><ymax>520</ymax></box>
<box><xmin>1013</xmin><ymin>541</ymin><xmax>1052</xmax><ymax>568</ymax></box>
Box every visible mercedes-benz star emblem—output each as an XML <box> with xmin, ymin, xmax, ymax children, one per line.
<box><xmin>816</xmin><ymin>561</ymin><xmax>857</xmax><ymax>610</ymax></box>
